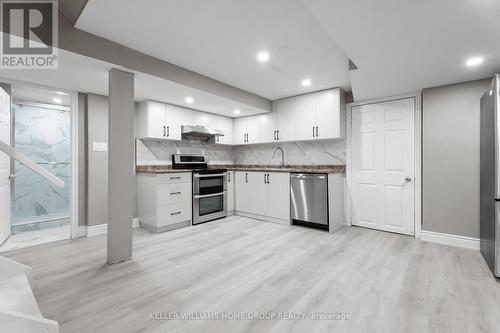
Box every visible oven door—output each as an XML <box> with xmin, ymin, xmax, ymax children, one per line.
<box><xmin>193</xmin><ymin>173</ymin><xmax>227</xmax><ymax>224</ymax></box>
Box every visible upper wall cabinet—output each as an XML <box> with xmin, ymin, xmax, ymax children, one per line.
<box><xmin>233</xmin><ymin>88</ymin><xmax>345</xmax><ymax>145</ymax></box>
<box><xmin>137</xmin><ymin>100</ymin><xmax>233</xmax><ymax>144</ymax></box>
<box><xmin>295</xmin><ymin>89</ymin><xmax>345</xmax><ymax>141</ymax></box>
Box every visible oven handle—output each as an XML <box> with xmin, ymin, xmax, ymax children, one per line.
<box><xmin>193</xmin><ymin>173</ymin><xmax>227</xmax><ymax>178</ymax></box>
<box><xmin>193</xmin><ymin>191</ymin><xmax>226</xmax><ymax>199</ymax></box>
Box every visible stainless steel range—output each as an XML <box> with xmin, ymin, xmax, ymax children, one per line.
<box><xmin>172</xmin><ymin>154</ymin><xmax>227</xmax><ymax>224</ymax></box>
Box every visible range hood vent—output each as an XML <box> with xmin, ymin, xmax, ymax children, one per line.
<box><xmin>181</xmin><ymin>125</ymin><xmax>224</xmax><ymax>143</ymax></box>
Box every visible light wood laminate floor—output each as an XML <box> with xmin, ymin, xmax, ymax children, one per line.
<box><xmin>3</xmin><ymin>216</ymin><xmax>500</xmax><ymax>333</ymax></box>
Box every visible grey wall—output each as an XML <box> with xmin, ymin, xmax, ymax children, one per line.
<box><xmin>423</xmin><ymin>78</ymin><xmax>491</xmax><ymax>238</ymax></box>
<box><xmin>86</xmin><ymin>94</ymin><xmax>109</xmax><ymax>226</ymax></box>
<box><xmin>78</xmin><ymin>93</ymin><xmax>87</xmax><ymax>226</ymax></box>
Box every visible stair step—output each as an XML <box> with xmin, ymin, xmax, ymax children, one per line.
<box><xmin>0</xmin><ymin>274</ymin><xmax>41</xmax><ymax>317</ymax></box>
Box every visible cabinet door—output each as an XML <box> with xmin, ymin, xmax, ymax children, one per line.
<box><xmin>226</xmin><ymin>171</ymin><xmax>235</xmax><ymax>212</ymax></box>
<box><xmin>215</xmin><ymin>116</ymin><xmax>234</xmax><ymax>145</ymax></box>
<box><xmin>294</xmin><ymin>94</ymin><xmax>317</xmax><ymax>141</ymax></box>
<box><xmin>246</xmin><ymin>116</ymin><xmax>261</xmax><ymax>144</ymax></box>
<box><xmin>316</xmin><ymin>89</ymin><xmax>342</xmax><ymax>139</ymax></box>
<box><xmin>247</xmin><ymin>172</ymin><xmax>268</xmax><ymax>216</ymax></box>
<box><xmin>234</xmin><ymin>171</ymin><xmax>250</xmax><ymax>212</ymax></box>
<box><xmin>148</xmin><ymin>101</ymin><xmax>167</xmax><ymax>139</ymax></box>
<box><xmin>266</xmin><ymin>172</ymin><xmax>290</xmax><ymax>221</ymax></box>
<box><xmin>276</xmin><ymin>98</ymin><xmax>296</xmax><ymax>142</ymax></box>
<box><xmin>165</xmin><ymin>105</ymin><xmax>187</xmax><ymax>140</ymax></box>
<box><xmin>233</xmin><ymin>117</ymin><xmax>247</xmax><ymax>145</ymax></box>
<box><xmin>259</xmin><ymin>112</ymin><xmax>277</xmax><ymax>143</ymax></box>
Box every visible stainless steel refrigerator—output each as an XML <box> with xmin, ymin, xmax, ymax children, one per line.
<box><xmin>480</xmin><ymin>74</ymin><xmax>500</xmax><ymax>277</ymax></box>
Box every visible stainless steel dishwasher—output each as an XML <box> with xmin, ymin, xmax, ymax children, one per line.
<box><xmin>290</xmin><ymin>173</ymin><xmax>329</xmax><ymax>230</ymax></box>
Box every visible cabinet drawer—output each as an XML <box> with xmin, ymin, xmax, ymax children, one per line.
<box><xmin>157</xmin><ymin>172</ymin><xmax>191</xmax><ymax>184</ymax></box>
<box><xmin>157</xmin><ymin>202</ymin><xmax>191</xmax><ymax>226</ymax></box>
<box><xmin>157</xmin><ymin>183</ymin><xmax>191</xmax><ymax>204</ymax></box>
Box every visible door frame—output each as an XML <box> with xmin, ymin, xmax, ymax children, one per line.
<box><xmin>0</xmin><ymin>77</ymin><xmax>80</xmax><ymax>239</ymax></box>
<box><xmin>346</xmin><ymin>92</ymin><xmax>422</xmax><ymax>238</ymax></box>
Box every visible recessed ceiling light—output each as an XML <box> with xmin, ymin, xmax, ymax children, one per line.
<box><xmin>52</xmin><ymin>97</ymin><xmax>62</xmax><ymax>104</ymax></box>
<box><xmin>257</xmin><ymin>51</ymin><xmax>270</xmax><ymax>63</ymax></box>
<box><xmin>185</xmin><ymin>97</ymin><xmax>194</xmax><ymax>104</ymax></box>
<box><xmin>234</xmin><ymin>109</ymin><xmax>241</xmax><ymax>115</ymax></box>
<box><xmin>466</xmin><ymin>57</ymin><xmax>483</xmax><ymax>67</ymax></box>
<box><xmin>301</xmin><ymin>79</ymin><xmax>312</xmax><ymax>87</ymax></box>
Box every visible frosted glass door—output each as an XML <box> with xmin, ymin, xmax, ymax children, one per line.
<box><xmin>13</xmin><ymin>104</ymin><xmax>70</xmax><ymax>225</ymax></box>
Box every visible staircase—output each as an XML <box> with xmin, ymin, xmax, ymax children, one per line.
<box><xmin>0</xmin><ymin>256</ymin><xmax>59</xmax><ymax>332</ymax></box>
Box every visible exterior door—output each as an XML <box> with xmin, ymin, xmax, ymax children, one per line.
<box><xmin>351</xmin><ymin>98</ymin><xmax>415</xmax><ymax>235</ymax></box>
<box><xmin>0</xmin><ymin>87</ymin><xmax>10</xmax><ymax>245</ymax></box>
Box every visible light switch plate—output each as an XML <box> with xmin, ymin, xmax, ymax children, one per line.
<box><xmin>93</xmin><ymin>141</ymin><xmax>108</xmax><ymax>152</ymax></box>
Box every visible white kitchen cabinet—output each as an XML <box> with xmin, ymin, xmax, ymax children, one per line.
<box><xmin>276</xmin><ymin>98</ymin><xmax>296</xmax><ymax>142</ymax></box>
<box><xmin>214</xmin><ymin>116</ymin><xmax>234</xmax><ymax>145</ymax></box>
<box><xmin>233</xmin><ymin>116</ymin><xmax>261</xmax><ymax>144</ymax></box>
<box><xmin>259</xmin><ymin>112</ymin><xmax>277</xmax><ymax>143</ymax></box>
<box><xmin>266</xmin><ymin>172</ymin><xmax>290</xmax><ymax>220</ymax></box>
<box><xmin>295</xmin><ymin>88</ymin><xmax>344</xmax><ymax>141</ymax></box>
<box><xmin>137</xmin><ymin>172</ymin><xmax>192</xmax><ymax>232</ymax></box>
<box><xmin>226</xmin><ymin>171</ymin><xmax>235</xmax><ymax>214</ymax></box>
<box><xmin>294</xmin><ymin>93</ymin><xmax>317</xmax><ymax>141</ymax></box>
<box><xmin>315</xmin><ymin>89</ymin><xmax>344</xmax><ymax>139</ymax></box>
<box><xmin>233</xmin><ymin>117</ymin><xmax>248</xmax><ymax>145</ymax></box>
<box><xmin>137</xmin><ymin>101</ymin><xmax>167</xmax><ymax>139</ymax></box>
<box><xmin>246</xmin><ymin>116</ymin><xmax>261</xmax><ymax>144</ymax></box>
<box><xmin>234</xmin><ymin>171</ymin><xmax>290</xmax><ymax>224</ymax></box>
<box><xmin>235</xmin><ymin>171</ymin><xmax>251</xmax><ymax>212</ymax></box>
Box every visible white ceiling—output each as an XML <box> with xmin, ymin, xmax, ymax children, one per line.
<box><xmin>75</xmin><ymin>0</ymin><xmax>351</xmax><ymax>100</ymax></box>
<box><xmin>301</xmin><ymin>0</ymin><xmax>500</xmax><ymax>100</ymax></box>
<box><xmin>0</xmin><ymin>45</ymin><xmax>269</xmax><ymax>118</ymax></box>
<box><xmin>13</xmin><ymin>85</ymin><xmax>71</xmax><ymax>107</ymax></box>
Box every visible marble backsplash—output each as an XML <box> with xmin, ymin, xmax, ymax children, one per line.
<box><xmin>233</xmin><ymin>140</ymin><xmax>346</xmax><ymax>165</ymax></box>
<box><xmin>136</xmin><ymin>139</ymin><xmax>346</xmax><ymax>166</ymax></box>
<box><xmin>136</xmin><ymin>139</ymin><xmax>234</xmax><ymax>165</ymax></box>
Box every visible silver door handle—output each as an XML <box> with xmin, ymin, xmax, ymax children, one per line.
<box><xmin>8</xmin><ymin>174</ymin><xmax>16</xmax><ymax>180</ymax></box>
<box><xmin>193</xmin><ymin>173</ymin><xmax>226</xmax><ymax>178</ymax></box>
<box><xmin>405</xmin><ymin>177</ymin><xmax>412</xmax><ymax>183</ymax></box>
<box><xmin>194</xmin><ymin>191</ymin><xmax>226</xmax><ymax>199</ymax></box>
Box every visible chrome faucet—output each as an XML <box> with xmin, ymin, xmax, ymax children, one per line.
<box><xmin>272</xmin><ymin>146</ymin><xmax>285</xmax><ymax>167</ymax></box>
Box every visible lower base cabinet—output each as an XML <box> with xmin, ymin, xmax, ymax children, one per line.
<box><xmin>234</xmin><ymin>171</ymin><xmax>290</xmax><ymax>224</ymax></box>
<box><xmin>137</xmin><ymin>173</ymin><xmax>192</xmax><ymax>232</ymax></box>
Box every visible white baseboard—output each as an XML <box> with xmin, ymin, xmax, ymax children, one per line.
<box><xmin>420</xmin><ymin>230</ymin><xmax>479</xmax><ymax>250</ymax></box>
<box><xmin>80</xmin><ymin>218</ymin><xmax>141</xmax><ymax>238</ymax></box>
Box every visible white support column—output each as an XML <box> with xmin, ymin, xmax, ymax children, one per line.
<box><xmin>107</xmin><ymin>68</ymin><xmax>134</xmax><ymax>264</ymax></box>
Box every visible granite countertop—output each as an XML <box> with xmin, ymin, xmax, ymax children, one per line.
<box><xmin>136</xmin><ymin>164</ymin><xmax>345</xmax><ymax>174</ymax></box>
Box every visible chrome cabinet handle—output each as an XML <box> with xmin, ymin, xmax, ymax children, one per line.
<box><xmin>264</xmin><ymin>173</ymin><xmax>267</xmax><ymax>184</ymax></box>
<box><xmin>167</xmin><ymin>126</ymin><xmax>170</xmax><ymax>137</ymax></box>
<box><xmin>267</xmin><ymin>173</ymin><xmax>270</xmax><ymax>184</ymax></box>
<box><xmin>170</xmin><ymin>211</ymin><xmax>181</xmax><ymax>216</ymax></box>
<box><xmin>405</xmin><ymin>177</ymin><xmax>412</xmax><ymax>183</ymax></box>
<box><xmin>170</xmin><ymin>192</ymin><xmax>181</xmax><ymax>195</ymax></box>
<box><xmin>245</xmin><ymin>173</ymin><xmax>248</xmax><ymax>183</ymax></box>
<box><xmin>313</xmin><ymin>126</ymin><xmax>315</xmax><ymax>138</ymax></box>
<box><xmin>228</xmin><ymin>173</ymin><xmax>231</xmax><ymax>182</ymax></box>
<box><xmin>163</xmin><ymin>125</ymin><xmax>166</xmax><ymax>137</ymax></box>
<box><xmin>277</xmin><ymin>130</ymin><xmax>280</xmax><ymax>140</ymax></box>
<box><xmin>274</xmin><ymin>131</ymin><xmax>277</xmax><ymax>140</ymax></box>
<box><xmin>316</xmin><ymin>126</ymin><xmax>319</xmax><ymax>138</ymax></box>
<box><xmin>194</xmin><ymin>191</ymin><xmax>226</xmax><ymax>199</ymax></box>
<box><xmin>8</xmin><ymin>174</ymin><xmax>16</xmax><ymax>180</ymax></box>
<box><xmin>170</xmin><ymin>176</ymin><xmax>181</xmax><ymax>180</ymax></box>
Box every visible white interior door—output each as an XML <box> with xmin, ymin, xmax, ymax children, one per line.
<box><xmin>0</xmin><ymin>87</ymin><xmax>11</xmax><ymax>245</ymax></box>
<box><xmin>351</xmin><ymin>98</ymin><xmax>415</xmax><ymax>235</ymax></box>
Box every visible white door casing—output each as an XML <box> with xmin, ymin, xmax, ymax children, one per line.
<box><xmin>351</xmin><ymin>98</ymin><xmax>415</xmax><ymax>235</ymax></box>
<box><xmin>0</xmin><ymin>87</ymin><xmax>11</xmax><ymax>245</ymax></box>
